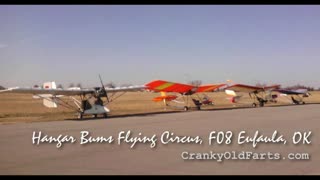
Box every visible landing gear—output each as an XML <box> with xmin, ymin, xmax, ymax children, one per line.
<box><xmin>252</xmin><ymin>103</ymin><xmax>257</xmax><ymax>108</ymax></box>
<box><xmin>302</xmin><ymin>101</ymin><xmax>306</xmax><ymax>105</ymax></box>
<box><xmin>93</xmin><ymin>114</ymin><xmax>98</xmax><ymax>118</ymax></box>
<box><xmin>78</xmin><ymin>113</ymin><xmax>83</xmax><ymax>119</ymax></box>
<box><xmin>103</xmin><ymin>113</ymin><xmax>108</xmax><ymax>118</ymax></box>
<box><xmin>183</xmin><ymin>106</ymin><xmax>189</xmax><ymax>111</ymax></box>
<box><xmin>196</xmin><ymin>106</ymin><xmax>201</xmax><ymax>110</ymax></box>
<box><xmin>259</xmin><ymin>102</ymin><xmax>265</xmax><ymax>107</ymax></box>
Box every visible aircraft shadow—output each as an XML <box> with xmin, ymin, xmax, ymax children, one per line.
<box><xmin>65</xmin><ymin>110</ymin><xmax>184</xmax><ymax>121</ymax></box>
<box><xmin>65</xmin><ymin>102</ymin><xmax>320</xmax><ymax>121</ymax></box>
<box><xmin>201</xmin><ymin>102</ymin><xmax>320</xmax><ymax>112</ymax></box>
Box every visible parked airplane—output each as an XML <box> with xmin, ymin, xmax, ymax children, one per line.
<box><xmin>224</xmin><ymin>83</ymin><xmax>280</xmax><ymax>107</ymax></box>
<box><xmin>0</xmin><ymin>75</ymin><xmax>146</xmax><ymax>119</ymax></box>
<box><xmin>145</xmin><ymin>80</ymin><xmax>226</xmax><ymax>111</ymax></box>
<box><xmin>272</xmin><ymin>88</ymin><xmax>311</xmax><ymax>105</ymax></box>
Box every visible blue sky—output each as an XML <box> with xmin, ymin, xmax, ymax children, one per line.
<box><xmin>0</xmin><ymin>5</ymin><xmax>320</xmax><ymax>88</ymax></box>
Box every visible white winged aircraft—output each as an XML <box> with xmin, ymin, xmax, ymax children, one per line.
<box><xmin>0</xmin><ymin>75</ymin><xmax>146</xmax><ymax>119</ymax></box>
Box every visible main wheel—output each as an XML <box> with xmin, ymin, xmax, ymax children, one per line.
<box><xmin>252</xmin><ymin>103</ymin><xmax>257</xmax><ymax>108</ymax></box>
<box><xmin>103</xmin><ymin>113</ymin><xmax>108</xmax><ymax>118</ymax></box>
<box><xmin>93</xmin><ymin>114</ymin><xmax>98</xmax><ymax>118</ymax></box>
<box><xmin>183</xmin><ymin>106</ymin><xmax>189</xmax><ymax>111</ymax></box>
<box><xmin>197</xmin><ymin>106</ymin><xmax>201</xmax><ymax>110</ymax></box>
<box><xmin>78</xmin><ymin>113</ymin><xmax>83</xmax><ymax>119</ymax></box>
<box><xmin>302</xmin><ymin>101</ymin><xmax>306</xmax><ymax>105</ymax></box>
<box><xmin>259</xmin><ymin>102</ymin><xmax>265</xmax><ymax>107</ymax></box>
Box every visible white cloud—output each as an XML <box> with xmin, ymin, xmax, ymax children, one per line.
<box><xmin>0</xmin><ymin>43</ymin><xmax>8</xmax><ymax>49</ymax></box>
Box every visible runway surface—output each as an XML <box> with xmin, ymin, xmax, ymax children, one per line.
<box><xmin>0</xmin><ymin>105</ymin><xmax>320</xmax><ymax>175</ymax></box>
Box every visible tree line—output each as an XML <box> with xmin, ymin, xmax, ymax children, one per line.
<box><xmin>1</xmin><ymin>82</ymin><xmax>320</xmax><ymax>91</ymax></box>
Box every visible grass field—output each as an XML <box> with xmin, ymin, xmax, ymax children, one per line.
<box><xmin>1</xmin><ymin>91</ymin><xmax>320</xmax><ymax>124</ymax></box>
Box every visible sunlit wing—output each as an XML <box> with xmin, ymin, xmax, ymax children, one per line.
<box><xmin>145</xmin><ymin>80</ymin><xmax>194</xmax><ymax>93</ymax></box>
<box><xmin>196</xmin><ymin>84</ymin><xmax>226</xmax><ymax>92</ymax></box>
<box><xmin>0</xmin><ymin>87</ymin><xmax>94</xmax><ymax>96</ymax></box>
<box><xmin>0</xmin><ymin>85</ymin><xmax>146</xmax><ymax>96</ymax></box>
<box><xmin>225</xmin><ymin>84</ymin><xmax>264</xmax><ymax>93</ymax></box>
<box><xmin>105</xmin><ymin>85</ymin><xmax>146</xmax><ymax>92</ymax></box>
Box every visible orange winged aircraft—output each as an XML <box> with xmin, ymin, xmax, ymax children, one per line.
<box><xmin>224</xmin><ymin>83</ymin><xmax>280</xmax><ymax>107</ymax></box>
<box><xmin>145</xmin><ymin>80</ymin><xmax>226</xmax><ymax>111</ymax></box>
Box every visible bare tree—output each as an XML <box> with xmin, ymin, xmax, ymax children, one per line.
<box><xmin>120</xmin><ymin>83</ymin><xmax>133</xmax><ymax>87</ymax></box>
<box><xmin>0</xmin><ymin>85</ymin><xmax>5</xmax><ymax>90</ymax></box>
<box><xmin>57</xmin><ymin>84</ymin><xmax>64</xmax><ymax>89</ymax></box>
<box><xmin>255</xmin><ymin>82</ymin><xmax>267</xmax><ymax>87</ymax></box>
<box><xmin>285</xmin><ymin>84</ymin><xmax>314</xmax><ymax>91</ymax></box>
<box><xmin>68</xmin><ymin>83</ymin><xmax>75</xmax><ymax>88</ymax></box>
<box><xmin>76</xmin><ymin>83</ymin><xmax>82</xmax><ymax>88</ymax></box>
<box><xmin>105</xmin><ymin>82</ymin><xmax>116</xmax><ymax>88</ymax></box>
<box><xmin>188</xmin><ymin>80</ymin><xmax>202</xmax><ymax>86</ymax></box>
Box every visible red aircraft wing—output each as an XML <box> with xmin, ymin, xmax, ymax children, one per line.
<box><xmin>225</xmin><ymin>84</ymin><xmax>264</xmax><ymax>93</ymax></box>
<box><xmin>145</xmin><ymin>80</ymin><xmax>194</xmax><ymax>93</ymax></box>
<box><xmin>196</xmin><ymin>84</ymin><xmax>226</xmax><ymax>93</ymax></box>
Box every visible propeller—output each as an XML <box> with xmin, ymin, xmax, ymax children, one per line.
<box><xmin>98</xmin><ymin>74</ymin><xmax>110</xmax><ymax>103</ymax></box>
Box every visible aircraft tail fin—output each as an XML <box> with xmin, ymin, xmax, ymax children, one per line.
<box><xmin>225</xmin><ymin>90</ymin><xmax>237</xmax><ymax>97</ymax></box>
<box><xmin>225</xmin><ymin>90</ymin><xmax>243</xmax><ymax>103</ymax></box>
<box><xmin>43</xmin><ymin>82</ymin><xmax>57</xmax><ymax>89</ymax></box>
<box><xmin>43</xmin><ymin>98</ymin><xmax>58</xmax><ymax>108</ymax></box>
<box><xmin>39</xmin><ymin>82</ymin><xmax>58</xmax><ymax>108</ymax></box>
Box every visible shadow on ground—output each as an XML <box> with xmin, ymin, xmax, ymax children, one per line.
<box><xmin>66</xmin><ymin>103</ymin><xmax>320</xmax><ymax>121</ymax></box>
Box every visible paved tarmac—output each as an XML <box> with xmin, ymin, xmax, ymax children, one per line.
<box><xmin>0</xmin><ymin>105</ymin><xmax>319</xmax><ymax>175</ymax></box>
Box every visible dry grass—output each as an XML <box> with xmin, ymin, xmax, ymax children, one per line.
<box><xmin>1</xmin><ymin>91</ymin><xmax>320</xmax><ymax>124</ymax></box>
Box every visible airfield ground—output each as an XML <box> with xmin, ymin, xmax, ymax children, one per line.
<box><xmin>0</xmin><ymin>92</ymin><xmax>320</xmax><ymax>175</ymax></box>
<box><xmin>1</xmin><ymin>91</ymin><xmax>320</xmax><ymax>124</ymax></box>
<box><xmin>0</xmin><ymin>104</ymin><xmax>319</xmax><ymax>175</ymax></box>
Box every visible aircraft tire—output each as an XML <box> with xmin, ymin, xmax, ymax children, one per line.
<box><xmin>302</xmin><ymin>102</ymin><xmax>306</xmax><ymax>105</ymax></box>
<box><xmin>103</xmin><ymin>113</ymin><xmax>108</xmax><ymax>118</ymax></box>
<box><xmin>78</xmin><ymin>113</ymin><xmax>83</xmax><ymax>119</ymax></box>
<box><xmin>252</xmin><ymin>103</ymin><xmax>257</xmax><ymax>108</ymax></box>
<box><xmin>183</xmin><ymin>106</ymin><xmax>189</xmax><ymax>111</ymax></box>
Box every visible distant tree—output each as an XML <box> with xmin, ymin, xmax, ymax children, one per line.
<box><xmin>57</xmin><ymin>84</ymin><xmax>64</xmax><ymax>89</ymax></box>
<box><xmin>285</xmin><ymin>84</ymin><xmax>314</xmax><ymax>91</ymax></box>
<box><xmin>0</xmin><ymin>85</ymin><xmax>5</xmax><ymax>90</ymax></box>
<box><xmin>68</xmin><ymin>83</ymin><xmax>75</xmax><ymax>88</ymax></box>
<box><xmin>76</xmin><ymin>83</ymin><xmax>82</xmax><ymax>88</ymax></box>
<box><xmin>120</xmin><ymin>83</ymin><xmax>133</xmax><ymax>87</ymax></box>
<box><xmin>255</xmin><ymin>82</ymin><xmax>267</xmax><ymax>87</ymax></box>
<box><xmin>189</xmin><ymin>80</ymin><xmax>202</xmax><ymax>86</ymax></box>
<box><xmin>105</xmin><ymin>82</ymin><xmax>116</xmax><ymax>88</ymax></box>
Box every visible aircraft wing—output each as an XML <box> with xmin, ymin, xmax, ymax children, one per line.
<box><xmin>145</xmin><ymin>80</ymin><xmax>225</xmax><ymax>93</ymax></box>
<box><xmin>105</xmin><ymin>85</ymin><xmax>146</xmax><ymax>92</ymax></box>
<box><xmin>145</xmin><ymin>80</ymin><xmax>194</xmax><ymax>93</ymax></box>
<box><xmin>225</xmin><ymin>84</ymin><xmax>264</xmax><ymax>93</ymax></box>
<box><xmin>0</xmin><ymin>87</ymin><xmax>95</xmax><ymax>96</ymax></box>
<box><xmin>273</xmin><ymin>89</ymin><xmax>308</xmax><ymax>95</ymax></box>
<box><xmin>0</xmin><ymin>85</ymin><xmax>146</xmax><ymax>96</ymax></box>
<box><xmin>196</xmin><ymin>84</ymin><xmax>226</xmax><ymax>92</ymax></box>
